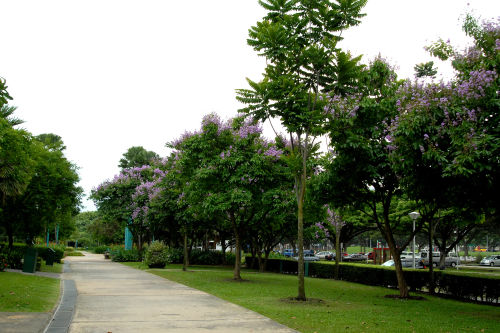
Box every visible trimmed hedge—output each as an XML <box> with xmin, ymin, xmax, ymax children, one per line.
<box><xmin>109</xmin><ymin>246</ymin><xmax>141</xmax><ymax>262</ymax></box>
<box><xmin>168</xmin><ymin>248</ymin><xmax>236</xmax><ymax>266</ymax></box>
<box><xmin>245</xmin><ymin>257</ymin><xmax>499</xmax><ymax>304</ymax></box>
<box><xmin>0</xmin><ymin>243</ymin><xmax>66</xmax><ymax>269</ymax></box>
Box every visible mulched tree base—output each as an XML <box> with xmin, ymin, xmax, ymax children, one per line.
<box><xmin>384</xmin><ymin>294</ymin><xmax>426</xmax><ymax>300</ymax></box>
<box><xmin>281</xmin><ymin>297</ymin><xmax>325</xmax><ymax>304</ymax></box>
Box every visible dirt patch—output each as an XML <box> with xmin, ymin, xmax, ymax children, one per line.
<box><xmin>222</xmin><ymin>278</ymin><xmax>253</xmax><ymax>283</ymax></box>
<box><xmin>384</xmin><ymin>294</ymin><xmax>426</xmax><ymax>301</ymax></box>
<box><xmin>280</xmin><ymin>297</ymin><xmax>326</xmax><ymax>305</ymax></box>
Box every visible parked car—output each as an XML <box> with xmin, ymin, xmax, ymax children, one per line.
<box><xmin>420</xmin><ymin>252</ymin><xmax>460</xmax><ymax>268</ymax></box>
<box><xmin>292</xmin><ymin>253</ymin><xmax>320</xmax><ymax>261</ymax></box>
<box><xmin>400</xmin><ymin>251</ymin><xmax>419</xmax><ymax>260</ymax></box>
<box><xmin>316</xmin><ymin>251</ymin><xmax>334</xmax><ymax>260</ymax></box>
<box><xmin>480</xmin><ymin>255</ymin><xmax>500</xmax><ymax>266</ymax></box>
<box><xmin>282</xmin><ymin>249</ymin><xmax>294</xmax><ymax>257</ymax></box>
<box><xmin>343</xmin><ymin>253</ymin><xmax>367</xmax><ymax>262</ymax></box>
<box><xmin>382</xmin><ymin>258</ymin><xmax>424</xmax><ymax>268</ymax></box>
<box><xmin>365</xmin><ymin>252</ymin><xmax>374</xmax><ymax>260</ymax></box>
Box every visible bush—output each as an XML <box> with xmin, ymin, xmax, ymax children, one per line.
<box><xmin>109</xmin><ymin>247</ymin><xmax>141</xmax><ymax>262</ymax></box>
<box><xmin>0</xmin><ymin>244</ymin><xmax>27</xmax><ymax>269</ymax></box>
<box><xmin>0</xmin><ymin>253</ymin><xmax>7</xmax><ymax>272</ymax></box>
<box><xmin>144</xmin><ymin>241</ymin><xmax>170</xmax><ymax>268</ymax></box>
<box><xmin>92</xmin><ymin>245</ymin><xmax>109</xmax><ymax>254</ymax></box>
<box><xmin>35</xmin><ymin>245</ymin><xmax>65</xmax><ymax>264</ymax></box>
<box><xmin>167</xmin><ymin>248</ymin><xmax>235</xmax><ymax>265</ymax></box>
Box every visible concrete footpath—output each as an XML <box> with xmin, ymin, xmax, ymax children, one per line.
<box><xmin>56</xmin><ymin>252</ymin><xmax>296</xmax><ymax>333</ymax></box>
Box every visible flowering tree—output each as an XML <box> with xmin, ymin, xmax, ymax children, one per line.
<box><xmin>389</xmin><ymin>15</ymin><xmax>499</xmax><ymax>284</ymax></box>
<box><xmin>91</xmin><ymin>165</ymin><xmax>156</xmax><ymax>250</ymax></box>
<box><xmin>325</xmin><ymin>57</ymin><xmax>426</xmax><ymax>298</ymax></box>
<box><xmin>173</xmin><ymin>113</ymin><xmax>292</xmax><ymax>279</ymax></box>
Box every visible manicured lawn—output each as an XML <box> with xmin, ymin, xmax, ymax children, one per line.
<box><xmin>0</xmin><ymin>272</ymin><xmax>60</xmax><ymax>312</ymax></box>
<box><xmin>123</xmin><ymin>263</ymin><xmax>500</xmax><ymax>333</ymax></box>
<box><xmin>40</xmin><ymin>260</ymin><xmax>63</xmax><ymax>274</ymax></box>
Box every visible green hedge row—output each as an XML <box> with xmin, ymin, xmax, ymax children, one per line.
<box><xmin>168</xmin><ymin>248</ymin><xmax>236</xmax><ymax>265</ymax></box>
<box><xmin>0</xmin><ymin>243</ymin><xmax>66</xmax><ymax>269</ymax></box>
<box><xmin>245</xmin><ymin>257</ymin><xmax>499</xmax><ymax>304</ymax></box>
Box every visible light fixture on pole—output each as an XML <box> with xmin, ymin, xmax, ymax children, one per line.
<box><xmin>409</xmin><ymin>211</ymin><xmax>420</xmax><ymax>269</ymax></box>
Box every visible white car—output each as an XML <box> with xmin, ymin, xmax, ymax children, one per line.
<box><xmin>315</xmin><ymin>251</ymin><xmax>334</xmax><ymax>260</ymax></box>
<box><xmin>480</xmin><ymin>255</ymin><xmax>500</xmax><ymax>267</ymax></box>
<box><xmin>292</xmin><ymin>253</ymin><xmax>320</xmax><ymax>261</ymax></box>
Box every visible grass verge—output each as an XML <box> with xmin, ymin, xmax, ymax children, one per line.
<box><xmin>39</xmin><ymin>260</ymin><xmax>63</xmax><ymax>274</ymax></box>
<box><xmin>0</xmin><ymin>272</ymin><xmax>60</xmax><ymax>312</ymax></box>
<box><xmin>123</xmin><ymin>263</ymin><xmax>500</xmax><ymax>333</ymax></box>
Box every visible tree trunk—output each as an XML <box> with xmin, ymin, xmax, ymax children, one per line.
<box><xmin>230</xmin><ymin>212</ymin><xmax>242</xmax><ymax>280</ymax></box>
<box><xmin>439</xmin><ymin>250</ymin><xmax>446</xmax><ymax>270</ymax></box>
<box><xmin>296</xmin><ymin>173</ymin><xmax>306</xmax><ymax>300</ymax></box>
<box><xmin>257</xmin><ymin>251</ymin><xmax>264</xmax><ymax>272</ymax></box>
<box><xmin>464</xmin><ymin>243</ymin><xmax>469</xmax><ymax>257</ymax></box>
<box><xmin>263</xmin><ymin>250</ymin><xmax>270</xmax><ymax>272</ymax></box>
<box><xmin>428</xmin><ymin>219</ymin><xmax>435</xmax><ymax>295</ymax></box>
<box><xmin>386</xmin><ymin>233</ymin><xmax>409</xmax><ymax>298</ymax></box>
<box><xmin>334</xmin><ymin>229</ymin><xmax>341</xmax><ymax>280</ymax></box>
<box><xmin>183</xmin><ymin>232</ymin><xmax>189</xmax><ymax>271</ymax></box>
<box><xmin>233</xmin><ymin>232</ymin><xmax>242</xmax><ymax>280</ymax></box>
<box><xmin>221</xmin><ymin>235</ymin><xmax>227</xmax><ymax>265</ymax></box>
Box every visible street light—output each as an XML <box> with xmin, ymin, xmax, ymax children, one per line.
<box><xmin>409</xmin><ymin>211</ymin><xmax>420</xmax><ymax>269</ymax></box>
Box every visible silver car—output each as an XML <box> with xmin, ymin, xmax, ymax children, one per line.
<box><xmin>292</xmin><ymin>253</ymin><xmax>320</xmax><ymax>261</ymax></box>
<box><xmin>480</xmin><ymin>255</ymin><xmax>500</xmax><ymax>266</ymax></box>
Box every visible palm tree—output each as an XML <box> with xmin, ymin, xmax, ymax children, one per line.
<box><xmin>0</xmin><ymin>105</ymin><xmax>24</xmax><ymax>127</ymax></box>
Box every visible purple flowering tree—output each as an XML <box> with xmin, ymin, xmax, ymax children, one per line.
<box><xmin>325</xmin><ymin>57</ymin><xmax>426</xmax><ymax>298</ymax></box>
<box><xmin>91</xmin><ymin>164</ymin><xmax>156</xmax><ymax>251</ymax></box>
<box><xmin>390</xmin><ymin>16</ymin><xmax>499</xmax><ymax>282</ymax></box>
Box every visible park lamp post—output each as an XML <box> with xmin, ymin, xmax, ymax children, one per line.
<box><xmin>409</xmin><ymin>211</ymin><xmax>420</xmax><ymax>269</ymax></box>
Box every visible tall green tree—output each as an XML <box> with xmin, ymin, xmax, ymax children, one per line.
<box><xmin>0</xmin><ymin>120</ymin><xmax>35</xmax><ymax>246</ymax></box>
<box><xmin>2</xmin><ymin>134</ymin><xmax>82</xmax><ymax>246</ymax></box>
<box><xmin>119</xmin><ymin>146</ymin><xmax>159</xmax><ymax>170</ymax></box>
<box><xmin>237</xmin><ymin>0</ymin><xmax>367</xmax><ymax>300</ymax></box>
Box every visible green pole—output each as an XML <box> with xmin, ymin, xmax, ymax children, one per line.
<box><xmin>55</xmin><ymin>225</ymin><xmax>59</xmax><ymax>244</ymax></box>
<box><xmin>46</xmin><ymin>230</ymin><xmax>50</xmax><ymax>247</ymax></box>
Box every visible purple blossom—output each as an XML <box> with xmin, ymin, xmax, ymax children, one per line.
<box><xmin>237</xmin><ymin>118</ymin><xmax>263</xmax><ymax>138</ymax></box>
<box><xmin>264</xmin><ymin>146</ymin><xmax>283</xmax><ymax>159</ymax></box>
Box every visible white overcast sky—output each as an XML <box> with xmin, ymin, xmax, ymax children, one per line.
<box><xmin>1</xmin><ymin>0</ymin><xmax>499</xmax><ymax>211</ymax></box>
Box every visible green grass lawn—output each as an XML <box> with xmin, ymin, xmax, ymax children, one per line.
<box><xmin>123</xmin><ymin>263</ymin><xmax>500</xmax><ymax>333</ymax></box>
<box><xmin>39</xmin><ymin>260</ymin><xmax>64</xmax><ymax>274</ymax></box>
<box><xmin>0</xmin><ymin>272</ymin><xmax>60</xmax><ymax>312</ymax></box>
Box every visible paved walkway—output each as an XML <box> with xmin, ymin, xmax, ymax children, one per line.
<box><xmin>58</xmin><ymin>253</ymin><xmax>296</xmax><ymax>333</ymax></box>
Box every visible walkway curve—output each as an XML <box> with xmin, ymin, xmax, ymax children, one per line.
<box><xmin>63</xmin><ymin>252</ymin><xmax>297</xmax><ymax>333</ymax></box>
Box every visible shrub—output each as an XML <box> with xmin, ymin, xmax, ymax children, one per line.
<box><xmin>92</xmin><ymin>245</ymin><xmax>109</xmax><ymax>254</ymax></box>
<box><xmin>144</xmin><ymin>241</ymin><xmax>170</xmax><ymax>268</ymax></box>
<box><xmin>0</xmin><ymin>243</ymin><xmax>28</xmax><ymax>269</ymax></box>
<box><xmin>109</xmin><ymin>247</ymin><xmax>141</xmax><ymax>262</ymax></box>
<box><xmin>475</xmin><ymin>254</ymin><xmax>484</xmax><ymax>264</ymax></box>
<box><xmin>0</xmin><ymin>253</ymin><xmax>7</xmax><ymax>272</ymax></box>
<box><xmin>35</xmin><ymin>245</ymin><xmax>65</xmax><ymax>263</ymax></box>
<box><xmin>167</xmin><ymin>248</ymin><xmax>236</xmax><ymax>265</ymax></box>
<box><xmin>166</xmin><ymin>248</ymin><xmax>184</xmax><ymax>264</ymax></box>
